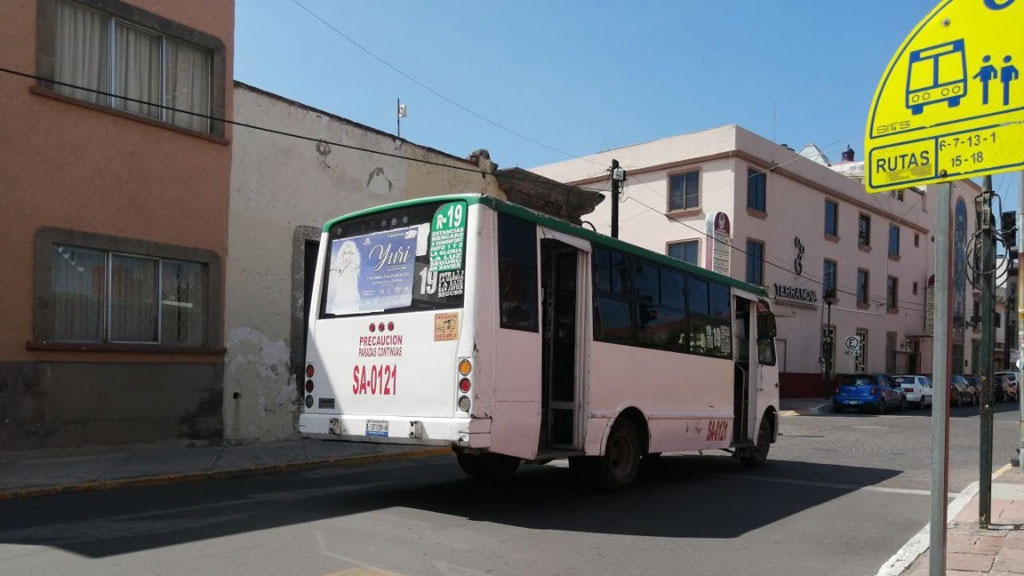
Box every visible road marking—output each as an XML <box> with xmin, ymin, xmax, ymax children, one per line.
<box><xmin>994</xmin><ymin>462</ymin><xmax>1012</xmax><ymax>478</ymax></box>
<box><xmin>737</xmin><ymin>474</ymin><xmax>934</xmax><ymax>497</ymax></box>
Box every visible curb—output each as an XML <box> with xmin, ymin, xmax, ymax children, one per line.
<box><xmin>779</xmin><ymin>404</ymin><xmax>833</xmax><ymax>417</ymax></box>
<box><xmin>0</xmin><ymin>446</ymin><xmax>450</xmax><ymax>501</ymax></box>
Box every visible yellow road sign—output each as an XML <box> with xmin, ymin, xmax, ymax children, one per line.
<box><xmin>864</xmin><ymin>0</ymin><xmax>1024</xmax><ymax>193</ymax></box>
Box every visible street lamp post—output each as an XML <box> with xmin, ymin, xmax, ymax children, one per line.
<box><xmin>823</xmin><ymin>290</ymin><xmax>837</xmax><ymax>398</ymax></box>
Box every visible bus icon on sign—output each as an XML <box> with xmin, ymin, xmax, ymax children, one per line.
<box><xmin>906</xmin><ymin>39</ymin><xmax>967</xmax><ymax>115</ymax></box>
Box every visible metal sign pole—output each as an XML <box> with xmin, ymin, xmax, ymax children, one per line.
<box><xmin>1019</xmin><ymin>173</ymin><xmax>1024</xmax><ymax>473</ymax></box>
<box><xmin>930</xmin><ymin>182</ymin><xmax>952</xmax><ymax>576</ymax></box>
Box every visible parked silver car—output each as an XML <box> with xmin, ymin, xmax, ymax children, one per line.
<box><xmin>892</xmin><ymin>375</ymin><xmax>933</xmax><ymax>409</ymax></box>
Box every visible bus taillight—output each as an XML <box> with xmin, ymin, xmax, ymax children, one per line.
<box><xmin>459</xmin><ymin>378</ymin><xmax>471</xmax><ymax>393</ymax></box>
<box><xmin>457</xmin><ymin>395</ymin><xmax>471</xmax><ymax>412</ymax></box>
<box><xmin>458</xmin><ymin>359</ymin><xmax>472</xmax><ymax>376</ymax></box>
<box><xmin>306</xmin><ymin>364</ymin><xmax>315</xmax><ymax>378</ymax></box>
<box><xmin>305</xmin><ymin>379</ymin><xmax>314</xmax><ymax>393</ymax></box>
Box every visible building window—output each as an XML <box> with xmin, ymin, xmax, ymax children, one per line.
<box><xmin>859</xmin><ymin>214</ymin><xmax>871</xmax><ymax>247</ymax></box>
<box><xmin>825</xmin><ymin>200</ymin><xmax>838</xmax><ymax>236</ymax></box>
<box><xmin>855</xmin><ymin>329</ymin><xmax>868</xmax><ymax>373</ymax></box>
<box><xmin>668</xmin><ymin>171</ymin><xmax>700</xmax><ymax>211</ymax></box>
<box><xmin>889</xmin><ymin>226</ymin><xmax>901</xmax><ymax>257</ymax></box>
<box><xmin>914</xmin><ymin>233</ymin><xmax>920</xmax><ymax>247</ymax></box>
<box><xmin>667</xmin><ymin>240</ymin><xmax>699</xmax><ymax>265</ymax></box>
<box><xmin>823</xmin><ymin>259</ymin><xmax>837</xmax><ymax>299</ymax></box>
<box><xmin>747</xmin><ymin>169</ymin><xmax>767</xmax><ymax>212</ymax></box>
<box><xmin>49</xmin><ymin>247</ymin><xmax>205</xmax><ymax>344</ymax></box>
<box><xmin>40</xmin><ymin>0</ymin><xmax>224</xmax><ymax>135</ymax></box>
<box><xmin>746</xmin><ymin>240</ymin><xmax>765</xmax><ymax>286</ymax></box>
<box><xmin>34</xmin><ymin>227</ymin><xmax>221</xmax><ymax>349</ymax></box>
<box><xmin>887</xmin><ymin>276</ymin><xmax>899</xmax><ymax>311</ymax></box>
<box><xmin>890</xmin><ymin>189</ymin><xmax>905</xmax><ymax>202</ymax></box>
<box><xmin>857</xmin><ymin>268</ymin><xmax>870</xmax><ymax>306</ymax></box>
<box><xmin>913</xmin><ymin>281</ymin><xmax>918</xmax><ymax>295</ymax></box>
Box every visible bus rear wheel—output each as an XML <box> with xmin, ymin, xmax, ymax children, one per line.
<box><xmin>456</xmin><ymin>452</ymin><xmax>520</xmax><ymax>480</ymax></box>
<box><xmin>599</xmin><ymin>418</ymin><xmax>642</xmax><ymax>491</ymax></box>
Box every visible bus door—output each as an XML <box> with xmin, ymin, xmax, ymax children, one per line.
<box><xmin>733</xmin><ymin>297</ymin><xmax>753</xmax><ymax>444</ymax></box>
<box><xmin>755</xmin><ymin>299</ymin><xmax>779</xmax><ymax>415</ymax></box>
<box><xmin>539</xmin><ymin>233</ymin><xmax>589</xmax><ymax>452</ymax></box>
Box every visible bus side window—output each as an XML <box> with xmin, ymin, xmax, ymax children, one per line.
<box><xmin>756</xmin><ymin>300</ymin><xmax>776</xmax><ymax>365</ymax></box>
<box><xmin>497</xmin><ymin>213</ymin><xmax>539</xmax><ymax>332</ymax></box>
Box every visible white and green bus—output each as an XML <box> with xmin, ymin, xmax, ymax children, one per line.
<box><xmin>299</xmin><ymin>194</ymin><xmax>780</xmax><ymax>489</ymax></box>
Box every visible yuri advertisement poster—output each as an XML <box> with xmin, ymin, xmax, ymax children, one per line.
<box><xmin>325</xmin><ymin>227</ymin><xmax>418</xmax><ymax>315</ymax></box>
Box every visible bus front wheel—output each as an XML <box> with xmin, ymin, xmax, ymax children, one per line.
<box><xmin>739</xmin><ymin>415</ymin><xmax>772</xmax><ymax>467</ymax></box>
<box><xmin>456</xmin><ymin>452</ymin><xmax>520</xmax><ymax>480</ymax></box>
<box><xmin>599</xmin><ymin>418</ymin><xmax>642</xmax><ymax>491</ymax></box>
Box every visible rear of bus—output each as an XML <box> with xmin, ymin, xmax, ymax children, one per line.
<box><xmin>299</xmin><ymin>197</ymin><xmax>479</xmax><ymax>447</ymax></box>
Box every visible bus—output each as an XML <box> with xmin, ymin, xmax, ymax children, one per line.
<box><xmin>299</xmin><ymin>194</ymin><xmax>780</xmax><ymax>490</ymax></box>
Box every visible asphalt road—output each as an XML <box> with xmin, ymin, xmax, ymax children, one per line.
<box><xmin>0</xmin><ymin>403</ymin><xmax>1020</xmax><ymax>576</ymax></box>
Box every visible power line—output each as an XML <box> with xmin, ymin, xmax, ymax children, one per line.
<box><xmin>289</xmin><ymin>0</ymin><xmax>606</xmax><ymax>169</ymax></box>
<box><xmin>0</xmin><ymin>65</ymin><xmax>612</xmax><ymax>196</ymax></box>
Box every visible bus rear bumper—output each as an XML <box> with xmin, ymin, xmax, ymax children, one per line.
<box><xmin>298</xmin><ymin>413</ymin><xmax>491</xmax><ymax>448</ymax></box>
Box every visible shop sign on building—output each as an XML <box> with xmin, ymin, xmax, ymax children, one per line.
<box><xmin>774</xmin><ymin>283</ymin><xmax>818</xmax><ymax>304</ymax></box>
<box><xmin>705</xmin><ymin>212</ymin><xmax>731</xmax><ymax>275</ymax></box>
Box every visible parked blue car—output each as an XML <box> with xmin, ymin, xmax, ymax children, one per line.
<box><xmin>833</xmin><ymin>373</ymin><xmax>906</xmax><ymax>414</ymax></box>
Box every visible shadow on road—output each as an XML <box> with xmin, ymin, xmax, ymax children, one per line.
<box><xmin>0</xmin><ymin>453</ymin><xmax>904</xmax><ymax>558</ymax></box>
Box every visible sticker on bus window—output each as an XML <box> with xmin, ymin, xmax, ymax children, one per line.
<box><xmin>428</xmin><ymin>201</ymin><xmax>467</xmax><ymax>272</ymax></box>
<box><xmin>434</xmin><ymin>312</ymin><xmax>459</xmax><ymax>341</ymax></box>
<box><xmin>325</xmin><ymin>227</ymin><xmax>418</xmax><ymax>315</ymax></box>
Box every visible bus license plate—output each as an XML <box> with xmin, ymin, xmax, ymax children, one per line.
<box><xmin>366</xmin><ymin>420</ymin><xmax>389</xmax><ymax>437</ymax></box>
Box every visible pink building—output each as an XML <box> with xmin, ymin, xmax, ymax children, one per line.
<box><xmin>534</xmin><ymin>125</ymin><xmax>989</xmax><ymax>397</ymax></box>
<box><xmin>0</xmin><ymin>0</ymin><xmax>234</xmax><ymax>449</ymax></box>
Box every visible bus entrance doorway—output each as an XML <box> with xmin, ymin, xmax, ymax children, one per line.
<box><xmin>734</xmin><ymin>298</ymin><xmax>752</xmax><ymax>445</ymax></box>
<box><xmin>540</xmin><ymin>239</ymin><xmax>581</xmax><ymax>451</ymax></box>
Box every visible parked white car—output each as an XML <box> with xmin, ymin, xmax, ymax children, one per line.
<box><xmin>892</xmin><ymin>375</ymin><xmax>933</xmax><ymax>409</ymax></box>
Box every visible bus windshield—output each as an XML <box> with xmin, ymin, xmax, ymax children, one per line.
<box><xmin>320</xmin><ymin>200</ymin><xmax>468</xmax><ymax>318</ymax></box>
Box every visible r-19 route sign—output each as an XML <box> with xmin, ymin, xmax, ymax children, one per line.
<box><xmin>864</xmin><ymin>0</ymin><xmax>1023</xmax><ymax>193</ymax></box>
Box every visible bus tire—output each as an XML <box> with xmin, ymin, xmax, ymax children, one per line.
<box><xmin>456</xmin><ymin>452</ymin><xmax>520</xmax><ymax>480</ymax></box>
<box><xmin>599</xmin><ymin>418</ymin><xmax>642</xmax><ymax>491</ymax></box>
<box><xmin>739</xmin><ymin>414</ymin><xmax>772</xmax><ymax>467</ymax></box>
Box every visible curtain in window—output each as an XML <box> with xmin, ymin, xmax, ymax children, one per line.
<box><xmin>161</xmin><ymin>260</ymin><xmax>205</xmax><ymax>345</ymax></box>
<box><xmin>54</xmin><ymin>0</ymin><xmax>108</xmax><ymax>104</ymax></box>
<box><xmin>110</xmin><ymin>255</ymin><xmax>158</xmax><ymax>342</ymax></box>
<box><xmin>51</xmin><ymin>246</ymin><xmax>105</xmax><ymax>341</ymax></box>
<box><xmin>113</xmin><ymin>22</ymin><xmax>162</xmax><ymax>120</ymax></box>
<box><xmin>165</xmin><ymin>39</ymin><xmax>211</xmax><ymax>132</ymax></box>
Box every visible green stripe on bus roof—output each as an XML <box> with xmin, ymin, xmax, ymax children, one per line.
<box><xmin>322</xmin><ymin>193</ymin><xmax>767</xmax><ymax>297</ymax></box>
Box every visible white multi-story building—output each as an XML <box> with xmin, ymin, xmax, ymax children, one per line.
<box><xmin>534</xmin><ymin>125</ymin><xmax>998</xmax><ymax>397</ymax></box>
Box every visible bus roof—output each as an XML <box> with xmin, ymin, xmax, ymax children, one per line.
<box><xmin>322</xmin><ymin>194</ymin><xmax>769</xmax><ymax>298</ymax></box>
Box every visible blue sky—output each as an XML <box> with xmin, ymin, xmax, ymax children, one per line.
<box><xmin>235</xmin><ymin>0</ymin><xmax>1020</xmax><ymax>199</ymax></box>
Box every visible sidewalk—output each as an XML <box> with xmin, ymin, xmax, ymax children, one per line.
<box><xmin>779</xmin><ymin>397</ymin><xmax>832</xmax><ymax>416</ymax></box>
<box><xmin>896</xmin><ymin>467</ymin><xmax>1024</xmax><ymax>575</ymax></box>
<box><xmin>0</xmin><ymin>439</ymin><xmax>448</xmax><ymax>500</ymax></box>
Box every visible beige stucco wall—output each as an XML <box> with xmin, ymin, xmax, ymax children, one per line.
<box><xmin>224</xmin><ymin>84</ymin><xmax>502</xmax><ymax>443</ymax></box>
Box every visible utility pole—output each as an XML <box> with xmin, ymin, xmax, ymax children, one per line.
<box><xmin>980</xmin><ymin>176</ymin><xmax>995</xmax><ymax>527</ymax></box>
<box><xmin>397</xmin><ymin>98</ymin><xmax>406</xmax><ymax>138</ymax></box>
<box><xmin>610</xmin><ymin>159</ymin><xmax>625</xmax><ymax>239</ymax></box>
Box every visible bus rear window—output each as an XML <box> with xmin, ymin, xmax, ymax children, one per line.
<box><xmin>320</xmin><ymin>201</ymin><xmax>467</xmax><ymax>318</ymax></box>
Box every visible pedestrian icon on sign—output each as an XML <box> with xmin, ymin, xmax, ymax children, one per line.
<box><xmin>1001</xmin><ymin>56</ymin><xmax>1018</xmax><ymax>106</ymax></box>
<box><xmin>974</xmin><ymin>55</ymin><xmax>999</xmax><ymax>105</ymax></box>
